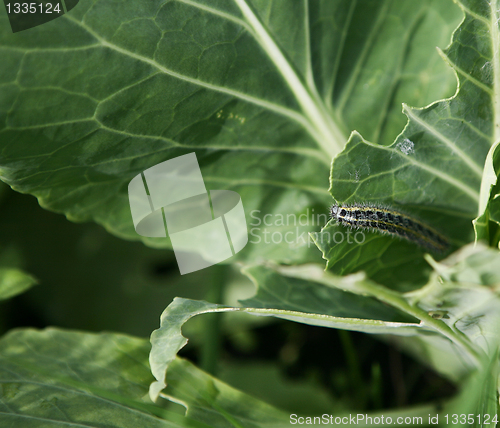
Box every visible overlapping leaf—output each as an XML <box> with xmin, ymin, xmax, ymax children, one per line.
<box><xmin>410</xmin><ymin>245</ymin><xmax>500</xmax><ymax>425</ymax></box>
<box><xmin>240</xmin><ymin>263</ymin><xmax>413</xmax><ymax>322</ymax></box>
<box><xmin>150</xmin><ymin>244</ymin><xmax>500</xmax><ymax>423</ymax></box>
<box><xmin>320</xmin><ymin>0</ymin><xmax>498</xmax><ymax>286</ymax></box>
<box><xmin>0</xmin><ymin>329</ymin><xmax>186</xmax><ymax>427</ymax></box>
<box><xmin>0</xmin><ymin>328</ymin><xmax>293</xmax><ymax>428</ymax></box>
<box><xmin>0</xmin><ymin>0</ymin><xmax>460</xmax><ymax>263</ymax></box>
<box><xmin>149</xmin><ymin>296</ymin><xmax>430</xmax><ymax>402</ymax></box>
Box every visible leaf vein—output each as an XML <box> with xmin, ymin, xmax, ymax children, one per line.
<box><xmin>403</xmin><ymin>105</ymin><xmax>483</xmax><ymax>177</ymax></box>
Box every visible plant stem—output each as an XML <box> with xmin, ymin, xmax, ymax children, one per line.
<box><xmin>200</xmin><ymin>264</ymin><xmax>227</xmax><ymax>375</ymax></box>
<box><xmin>338</xmin><ymin>330</ymin><xmax>364</xmax><ymax>395</ymax></box>
<box><xmin>356</xmin><ymin>280</ymin><xmax>483</xmax><ymax>367</ymax></box>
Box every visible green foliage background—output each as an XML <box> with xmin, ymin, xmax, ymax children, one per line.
<box><xmin>1</xmin><ymin>0</ymin><xmax>500</xmax><ymax>426</ymax></box>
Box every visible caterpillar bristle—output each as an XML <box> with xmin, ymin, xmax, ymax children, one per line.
<box><xmin>329</xmin><ymin>203</ymin><xmax>450</xmax><ymax>253</ymax></box>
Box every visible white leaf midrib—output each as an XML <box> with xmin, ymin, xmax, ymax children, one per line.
<box><xmin>474</xmin><ymin>0</ymin><xmax>500</xmax><ymax>214</ymax></box>
<box><xmin>403</xmin><ymin>105</ymin><xmax>483</xmax><ymax>178</ymax></box>
<box><xmin>62</xmin><ymin>14</ymin><xmax>326</xmax><ymax>150</ymax></box>
<box><xmin>66</xmin><ymin>1</ymin><xmax>347</xmax><ymax>158</ymax></box>
<box><xmin>359</xmin><ymin>133</ymin><xmax>480</xmax><ymax>202</ymax></box>
<box><xmin>490</xmin><ymin>0</ymin><xmax>500</xmax><ymax>143</ymax></box>
<box><xmin>233</xmin><ymin>0</ymin><xmax>345</xmax><ymax>156</ymax></box>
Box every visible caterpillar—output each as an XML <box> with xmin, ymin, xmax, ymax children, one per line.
<box><xmin>330</xmin><ymin>203</ymin><xmax>450</xmax><ymax>253</ymax></box>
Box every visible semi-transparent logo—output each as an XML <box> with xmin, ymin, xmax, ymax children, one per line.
<box><xmin>128</xmin><ymin>153</ymin><xmax>248</xmax><ymax>275</ymax></box>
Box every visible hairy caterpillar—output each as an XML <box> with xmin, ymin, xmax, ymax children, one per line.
<box><xmin>330</xmin><ymin>203</ymin><xmax>450</xmax><ymax>253</ymax></box>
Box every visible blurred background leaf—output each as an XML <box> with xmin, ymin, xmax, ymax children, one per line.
<box><xmin>0</xmin><ymin>267</ymin><xmax>36</xmax><ymax>302</ymax></box>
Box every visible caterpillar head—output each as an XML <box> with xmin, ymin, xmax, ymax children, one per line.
<box><xmin>330</xmin><ymin>204</ymin><xmax>340</xmax><ymax>218</ymax></box>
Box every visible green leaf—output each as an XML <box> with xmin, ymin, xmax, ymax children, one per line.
<box><xmin>265</xmin><ymin>261</ymin><xmax>486</xmax><ymax>371</ymax></box>
<box><xmin>0</xmin><ymin>0</ymin><xmax>460</xmax><ymax>262</ymax></box>
<box><xmin>0</xmin><ymin>328</ymin><xmax>293</xmax><ymax>428</ymax></box>
<box><xmin>396</xmin><ymin>245</ymin><xmax>500</xmax><ymax>420</ymax></box>
<box><xmin>270</xmin><ymin>245</ymin><xmax>500</xmax><ymax>418</ymax></box>
<box><xmin>323</xmin><ymin>0</ymin><xmax>500</xmax><ymax>285</ymax></box>
<box><xmin>149</xmin><ymin>296</ymin><xmax>430</xmax><ymax>402</ymax></box>
<box><xmin>314</xmin><ymin>214</ymin><xmax>435</xmax><ymax>289</ymax></box>
<box><xmin>474</xmin><ymin>140</ymin><xmax>500</xmax><ymax>246</ymax></box>
<box><xmin>0</xmin><ymin>268</ymin><xmax>36</xmax><ymax>301</ymax></box>
<box><xmin>288</xmin><ymin>244</ymin><xmax>500</xmax><ymax>379</ymax></box>
<box><xmin>158</xmin><ymin>358</ymin><xmax>291</xmax><ymax>428</ymax></box>
<box><xmin>443</xmin><ymin>349</ymin><xmax>499</xmax><ymax>428</ymax></box>
<box><xmin>0</xmin><ymin>328</ymin><xmax>187</xmax><ymax>427</ymax></box>
<box><xmin>150</xmin><ymin>244</ymin><xmax>500</xmax><ymax>422</ymax></box>
<box><xmin>415</xmin><ymin>248</ymin><xmax>500</xmax><ymax>356</ymax></box>
<box><xmin>240</xmin><ymin>263</ymin><xmax>414</xmax><ymax>322</ymax></box>
<box><xmin>419</xmin><ymin>245</ymin><xmax>500</xmax><ymax>425</ymax></box>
